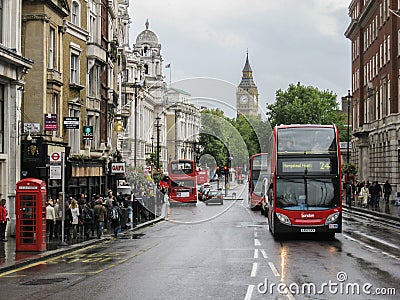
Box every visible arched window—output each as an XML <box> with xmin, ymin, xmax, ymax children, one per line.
<box><xmin>144</xmin><ymin>64</ymin><xmax>149</xmax><ymax>75</ymax></box>
<box><xmin>71</xmin><ymin>1</ymin><xmax>80</xmax><ymax>26</ymax></box>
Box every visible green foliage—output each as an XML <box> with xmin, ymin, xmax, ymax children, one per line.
<box><xmin>342</xmin><ymin>162</ymin><xmax>357</xmax><ymax>175</ymax></box>
<box><xmin>199</xmin><ymin>109</ymin><xmax>270</xmax><ymax>167</ymax></box>
<box><xmin>266</xmin><ymin>82</ymin><xmax>345</xmax><ymax>130</ymax></box>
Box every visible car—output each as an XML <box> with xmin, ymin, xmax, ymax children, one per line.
<box><xmin>205</xmin><ymin>189</ymin><xmax>223</xmax><ymax>205</ymax></box>
<box><xmin>198</xmin><ymin>183</ymin><xmax>211</xmax><ymax>201</ymax></box>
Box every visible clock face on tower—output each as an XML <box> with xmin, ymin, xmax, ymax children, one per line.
<box><xmin>240</xmin><ymin>95</ymin><xmax>248</xmax><ymax>104</ymax></box>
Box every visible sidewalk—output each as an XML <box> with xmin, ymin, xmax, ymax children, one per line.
<box><xmin>0</xmin><ymin>202</ymin><xmax>167</xmax><ymax>274</ymax></box>
<box><xmin>343</xmin><ymin>200</ymin><xmax>400</xmax><ymax>222</ymax></box>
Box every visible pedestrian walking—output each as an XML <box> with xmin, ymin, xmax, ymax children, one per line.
<box><xmin>93</xmin><ymin>197</ymin><xmax>107</xmax><ymax>239</ymax></box>
<box><xmin>360</xmin><ymin>182</ymin><xmax>369</xmax><ymax>208</ymax></box>
<box><xmin>346</xmin><ymin>180</ymin><xmax>355</xmax><ymax>207</ymax></box>
<box><xmin>0</xmin><ymin>198</ymin><xmax>9</xmax><ymax>242</ymax></box>
<box><xmin>109</xmin><ymin>200</ymin><xmax>123</xmax><ymax>238</ymax></box>
<box><xmin>383</xmin><ymin>180</ymin><xmax>392</xmax><ymax>205</ymax></box>
<box><xmin>82</xmin><ymin>202</ymin><xmax>94</xmax><ymax>240</ymax></box>
<box><xmin>53</xmin><ymin>197</ymin><xmax>62</xmax><ymax>239</ymax></box>
<box><xmin>69</xmin><ymin>198</ymin><xmax>80</xmax><ymax>239</ymax></box>
<box><xmin>63</xmin><ymin>201</ymin><xmax>72</xmax><ymax>240</ymax></box>
<box><xmin>375</xmin><ymin>181</ymin><xmax>382</xmax><ymax>209</ymax></box>
<box><xmin>46</xmin><ymin>199</ymin><xmax>56</xmax><ymax>240</ymax></box>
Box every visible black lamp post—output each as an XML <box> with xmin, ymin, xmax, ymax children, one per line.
<box><xmin>133</xmin><ymin>79</ymin><xmax>141</xmax><ymax>170</ymax></box>
<box><xmin>155</xmin><ymin>115</ymin><xmax>161</xmax><ymax>170</ymax></box>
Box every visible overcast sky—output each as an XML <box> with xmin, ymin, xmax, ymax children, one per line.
<box><xmin>128</xmin><ymin>0</ymin><xmax>351</xmax><ymax>118</ymax></box>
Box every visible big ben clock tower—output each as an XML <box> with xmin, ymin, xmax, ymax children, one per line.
<box><xmin>236</xmin><ymin>52</ymin><xmax>259</xmax><ymax>116</ymax></box>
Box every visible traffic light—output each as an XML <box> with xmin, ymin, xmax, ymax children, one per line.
<box><xmin>223</xmin><ymin>165</ymin><xmax>229</xmax><ymax>175</ymax></box>
<box><xmin>216</xmin><ymin>166</ymin><xmax>220</xmax><ymax>176</ymax></box>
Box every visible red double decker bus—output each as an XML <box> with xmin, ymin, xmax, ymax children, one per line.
<box><xmin>266</xmin><ymin>124</ymin><xmax>342</xmax><ymax>239</ymax></box>
<box><xmin>168</xmin><ymin>159</ymin><xmax>197</xmax><ymax>204</ymax></box>
<box><xmin>196</xmin><ymin>169</ymin><xmax>209</xmax><ymax>185</ymax></box>
<box><xmin>248</xmin><ymin>153</ymin><xmax>269</xmax><ymax>210</ymax></box>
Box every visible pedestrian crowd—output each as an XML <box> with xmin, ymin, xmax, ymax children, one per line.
<box><xmin>345</xmin><ymin>179</ymin><xmax>393</xmax><ymax>211</ymax></box>
<box><xmin>45</xmin><ymin>189</ymin><xmax>133</xmax><ymax>241</ymax></box>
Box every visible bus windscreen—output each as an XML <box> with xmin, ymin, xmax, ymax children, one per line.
<box><xmin>278</xmin><ymin>127</ymin><xmax>337</xmax><ymax>154</ymax></box>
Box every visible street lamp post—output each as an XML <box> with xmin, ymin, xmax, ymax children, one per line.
<box><xmin>155</xmin><ymin>115</ymin><xmax>161</xmax><ymax>170</ymax></box>
<box><xmin>133</xmin><ymin>79</ymin><xmax>139</xmax><ymax>170</ymax></box>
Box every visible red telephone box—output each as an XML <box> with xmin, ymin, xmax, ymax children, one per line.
<box><xmin>16</xmin><ymin>178</ymin><xmax>47</xmax><ymax>251</ymax></box>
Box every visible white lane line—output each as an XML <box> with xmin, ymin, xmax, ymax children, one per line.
<box><xmin>254</xmin><ymin>231</ymin><xmax>258</xmax><ymax>238</ymax></box>
<box><xmin>254</xmin><ymin>249</ymin><xmax>259</xmax><ymax>259</ymax></box>
<box><xmin>254</xmin><ymin>239</ymin><xmax>261</xmax><ymax>246</ymax></box>
<box><xmin>268</xmin><ymin>261</ymin><xmax>280</xmax><ymax>277</ymax></box>
<box><xmin>352</xmin><ymin>230</ymin><xmax>399</xmax><ymax>249</ymax></box>
<box><xmin>282</xmin><ymin>284</ymin><xmax>296</xmax><ymax>300</ymax></box>
<box><xmin>343</xmin><ymin>234</ymin><xmax>400</xmax><ymax>261</ymax></box>
<box><xmin>260</xmin><ymin>249</ymin><xmax>268</xmax><ymax>259</ymax></box>
<box><xmin>244</xmin><ymin>285</ymin><xmax>254</xmax><ymax>300</ymax></box>
<box><xmin>251</xmin><ymin>262</ymin><xmax>258</xmax><ymax>277</ymax></box>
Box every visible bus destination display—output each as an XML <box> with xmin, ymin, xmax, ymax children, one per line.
<box><xmin>281</xmin><ymin>159</ymin><xmax>331</xmax><ymax>173</ymax></box>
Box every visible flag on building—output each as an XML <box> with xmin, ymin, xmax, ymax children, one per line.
<box><xmin>165</xmin><ymin>64</ymin><xmax>170</xmax><ymax>68</ymax></box>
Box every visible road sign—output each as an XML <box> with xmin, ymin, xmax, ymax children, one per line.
<box><xmin>50</xmin><ymin>165</ymin><xmax>62</xmax><ymax>179</ymax></box>
<box><xmin>50</xmin><ymin>151</ymin><xmax>62</xmax><ymax>164</ymax></box>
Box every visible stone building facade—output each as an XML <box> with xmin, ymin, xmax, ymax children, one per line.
<box><xmin>345</xmin><ymin>0</ymin><xmax>400</xmax><ymax>191</ymax></box>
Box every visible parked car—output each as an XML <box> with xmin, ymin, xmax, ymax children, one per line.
<box><xmin>205</xmin><ymin>189</ymin><xmax>223</xmax><ymax>205</ymax></box>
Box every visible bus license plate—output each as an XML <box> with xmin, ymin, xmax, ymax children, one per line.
<box><xmin>301</xmin><ymin>228</ymin><xmax>316</xmax><ymax>233</ymax></box>
<box><xmin>178</xmin><ymin>192</ymin><xmax>189</xmax><ymax>197</ymax></box>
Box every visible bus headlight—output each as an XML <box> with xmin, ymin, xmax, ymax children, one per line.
<box><xmin>276</xmin><ymin>213</ymin><xmax>291</xmax><ymax>225</ymax></box>
<box><xmin>325</xmin><ymin>212</ymin><xmax>340</xmax><ymax>224</ymax></box>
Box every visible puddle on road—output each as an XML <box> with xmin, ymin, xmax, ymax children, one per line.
<box><xmin>22</xmin><ymin>277</ymin><xmax>68</xmax><ymax>285</ymax></box>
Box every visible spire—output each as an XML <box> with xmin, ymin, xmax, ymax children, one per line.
<box><xmin>243</xmin><ymin>51</ymin><xmax>252</xmax><ymax>72</ymax></box>
<box><xmin>145</xmin><ymin>19</ymin><xmax>149</xmax><ymax>30</ymax></box>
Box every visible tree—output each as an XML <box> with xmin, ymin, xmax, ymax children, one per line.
<box><xmin>266</xmin><ymin>83</ymin><xmax>346</xmax><ymax>135</ymax></box>
<box><xmin>199</xmin><ymin>109</ymin><xmax>231</xmax><ymax>166</ymax></box>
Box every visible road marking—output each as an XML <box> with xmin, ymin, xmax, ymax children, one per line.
<box><xmin>254</xmin><ymin>249</ymin><xmax>268</xmax><ymax>259</ymax></box>
<box><xmin>281</xmin><ymin>284</ymin><xmax>296</xmax><ymax>300</ymax></box>
<box><xmin>250</xmin><ymin>262</ymin><xmax>258</xmax><ymax>277</ymax></box>
<box><xmin>352</xmin><ymin>230</ymin><xmax>399</xmax><ymax>249</ymax></box>
<box><xmin>343</xmin><ymin>234</ymin><xmax>400</xmax><ymax>261</ymax></box>
<box><xmin>254</xmin><ymin>239</ymin><xmax>261</xmax><ymax>246</ymax></box>
<box><xmin>0</xmin><ymin>261</ymin><xmax>45</xmax><ymax>277</ymax></box>
<box><xmin>259</xmin><ymin>249</ymin><xmax>268</xmax><ymax>258</ymax></box>
<box><xmin>244</xmin><ymin>285</ymin><xmax>254</xmax><ymax>300</ymax></box>
<box><xmin>254</xmin><ymin>231</ymin><xmax>258</xmax><ymax>238</ymax></box>
<box><xmin>268</xmin><ymin>262</ymin><xmax>280</xmax><ymax>277</ymax></box>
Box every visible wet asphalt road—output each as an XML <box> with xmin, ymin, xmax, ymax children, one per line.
<box><xmin>0</xmin><ymin>184</ymin><xmax>399</xmax><ymax>300</ymax></box>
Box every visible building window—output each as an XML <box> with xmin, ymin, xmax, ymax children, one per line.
<box><xmin>88</xmin><ymin>64</ymin><xmax>99</xmax><ymax>98</ymax></box>
<box><xmin>388</xmin><ymin>35</ymin><xmax>391</xmax><ymax>61</ymax></box>
<box><xmin>69</xmin><ymin>107</ymin><xmax>80</xmax><ymax>154</ymax></box>
<box><xmin>71</xmin><ymin>1</ymin><xmax>80</xmax><ymax>27</ymax></box>
<box><xmin>89</xmin><ymin>13</ymin><xmax>96</xmax><ymax>43</ymax></box>
<box><xmin>0</xmin><ymin>0</ymin><xmax>3</xmax><ymax>43</ymax></box>
<box><xmin>52</xmin><ymin>94</ymin><xmax>59</xmax><ymax>137</ymax></box>
<box><xmin>387</xmin><ymin>79</ymin><xmax>391</xmax><ymax>115</ymax></box>
<box><xmin>70</xmin><ymin>51</ymin><xmax>79</xmax><ymax>84</ymax></box>
<box><xmin>49</xmin><ymin>27</ymin><xmax>55</xmax><ymax>69</ymax></box>
<box><xmin>0</xmin><ymin>84</ymin><xmax>3</xmax><ymax>153</ymax></box>
<box><xmin>380</xmin><ymin>44</ymin><xmax>383</xmax><ymax>68</ymax></box>
<box><xmin>144</xmin><ymin>64</ymin><xmax>149</xmax><ymax>75</ymax></box>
